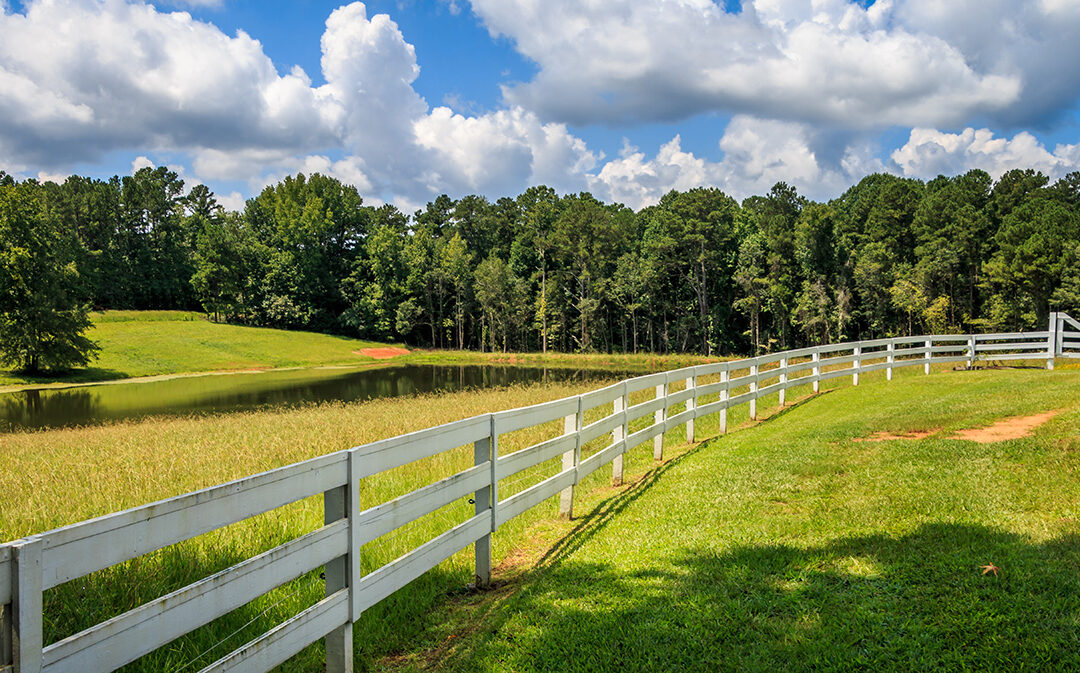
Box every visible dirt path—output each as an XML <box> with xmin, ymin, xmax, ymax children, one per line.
<box><xmin>854</xmin><ymin>410</ymin><xmax>1063</xmax><ymax>444</ymax></box>
<box><xmin>953</xmin><ymin>410</ymin><xmax>1062</xmax><ymax>443</ymax></box>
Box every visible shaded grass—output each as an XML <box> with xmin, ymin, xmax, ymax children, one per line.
<box><xmin>378</xmin><ymin>368</ymin><xmax>1080</xmax><ymax>672</ymax></box>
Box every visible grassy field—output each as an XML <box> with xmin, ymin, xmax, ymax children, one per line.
<box><xmin>374</xmin><ymin>367</ymin><xmax>1080</xmax><ymax>672</ymax></box>
<box><xmin>0</xmin><ymin>311</ymin><xmax>711</xmax><ymax>391</ymax></box>
<box><xmin>2</xmin><ymin>376</ymin><xmax>642</xmax><ymax>671</ymax></box>
<box><xmin>3</xmin><ymin>364</ymin><xmax>1078</xmax><ymax>670</ymax></box>
<box><xmin>0</xmin><ymin>311</ymin><xmax>398</xmax><ymax>389</ymax></box>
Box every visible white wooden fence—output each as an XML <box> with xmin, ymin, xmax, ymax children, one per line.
<box><xmin>2</xmin><ymin>313</ymin><xmax>1077</xmax><ymax>673</ymax></box>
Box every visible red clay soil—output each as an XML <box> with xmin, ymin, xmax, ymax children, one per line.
<box><xmin>952</xmin><ymin>410</ymin><xmax>1061</xmax><ymax>443</ymax></box>
<box><xmin>356</xmin><ymin>347</ymin><xmax>410</xmax><ymax>359</ymax></box>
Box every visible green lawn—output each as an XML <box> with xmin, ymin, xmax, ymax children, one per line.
<box><xmin>0</xmin><ymin>311</ymin><xmax>395</xmax><ymax>389</ymax></box>
<box><xmin>382</xmin><ymin>368</ymin><xmax>1080</xmax><ymax>672</ymax></box>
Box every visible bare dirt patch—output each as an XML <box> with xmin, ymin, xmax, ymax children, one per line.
<box><xmin>953</xmin><ymin>410</ymin><xmax>1061</xmax><ymax>443</ymax></box>
<box><xmin>355</xmin><ymin>347</ymin><xmax>410</xmax><ymax>359</ymax></box>
<box><xmin>855</xmin><ymin>429</ymin><xmax>939</xmax><ymax>442</ymax></box>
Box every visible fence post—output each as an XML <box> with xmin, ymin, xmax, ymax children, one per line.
<box><xmin>558</xmin><ymin>398</ymin><xmax>581</xmax><ymax>518</ymax></box>
<box><xmin>11</xmin><ymin>537</ymin><xmax>43</xmax><ymax>673</ymax></box>
<box><xmin>324</xmin><ymin>472</ymin><xmax>353</xmax><ymax>673</ymax></box>
<box><xmin>924</xmin><ymin>338</ymin><xmax>932</xmax><ymax>375</ymax></box>
<box><xmin>778</xmin><ymin>358</ymin><xmax>787</xmax><ymax>406</ymax></box>
<box><xmin>886</xmin><ymin>341</ymin><xmax>895</xmax><ymax>381</ymax></box>
<box><xmin>1048</xmin><ymin>312</ymin><xmax>1058</xmax><ymax>370</ymax></box>
<box><xmin>612</xmin><ymin>388</ymin><xmax>626</xmax><ymax>487</ymax></box>
<box><xmin>812</xmin><ymin>350</ymin><xmax>820</xmax><ymax>394</ymax></box>
<box><xmin>719</xmin><ymin>369</ymin><xmax>729</xmax><ymax>434</ymax></box>
<box><xmin>685</xmin><ymin>374</ymin><xmax>696</xmax><ymax>442</ymax></box>
<box><xmin>852</xmin><ymin>346</ymin><xmax>861</xmax><ymax>386</ymax></box>
<box><xmin>749</xmin><ymin>362</ymin><xmax>758</xmax><ymax>421</ymax></box>
<box><xmin>967</xmin><ymin>335</ymin><xmax>976</xmax><ymax>370</ymax></box>
<box><xmin>654</xmin><ymin>381</ymin><xmax>667</xmax><ymax>461</ymax></box>
<box><xmin>473</xmin><ymin>430</ymin><xmax>493</xmax><ymax>587</ymax></box>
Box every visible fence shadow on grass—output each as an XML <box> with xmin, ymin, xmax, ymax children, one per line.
<box><xmin>433</xmin><ymin>523</ymin><xmax>1080</xmax><ymax>672</ymax></box>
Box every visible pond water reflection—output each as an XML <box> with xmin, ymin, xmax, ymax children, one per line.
<box><xmin>0</xmin><ymin>364</ymin><xmax>624</xmax><ymax>433</ymax></box>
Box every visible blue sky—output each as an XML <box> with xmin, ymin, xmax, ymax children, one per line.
<box><xmin>2</xmin><ymin>0</ymin><xmax>1080</xmax><ymax>211</ymax></box>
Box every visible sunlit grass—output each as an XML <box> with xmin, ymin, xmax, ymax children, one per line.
<box><xmin>0</xmin><ymin>310</ymin><xmax>396</xmax><ymax>389</ymax></box>
<box><xmin>375</xmin><ymin>368</ymin><xmax>1080</xmax><ymax>672</ymax></box>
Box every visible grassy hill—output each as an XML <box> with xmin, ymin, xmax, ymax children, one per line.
<box><xmin>0</xmin><ymin>311</ymin><xmax>397</xmax><ymax>389</ymax></box>
<box><xmin>382</xmin><ymin>368</ymin><xmax>1080</xmax><ymax>672</ymax></box>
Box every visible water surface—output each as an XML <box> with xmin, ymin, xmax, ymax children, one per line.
<box><xmin>0</xmin><ymin>364</ymin><xmax>623</xmax><ymax>432</ymax></box>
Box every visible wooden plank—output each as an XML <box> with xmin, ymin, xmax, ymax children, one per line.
<box><xmin>496</xmin><ymin>470</ymin><xmax>577</xmax><ymax>527</ymax></box>
<box><xmin>975</xmin><ymin>331</ymin><xmax>1050</xmax><ymax>341</ymax></box>
<box><xmin>626</xmin><ymin>396</ymin><xmax>664</xmax><ymax>422</ymax></box>
<box><xmin>819</xmin><ymin>368</ymin><xmax>856</xmax><ymax>382</ymax></box>
<box><xmin>626</xmin><ymin>423</ymin><xmax>664</xmax><ymax>450</ymax></box>
<box><xmin>494</xmin><ymin>398</ymin><xmax>578</xmax><ymax>435</ymax></box>
<box><xmin>356</xmin><ymin>465</ymin><xmax>489</xmax><ymax>546</ymax></box>
<box><xmin>974</xmin><ymin>342</ymin><xmax>1049</xmax><ymax>352</ymax></box>
<box><xmin>42</xmin><ymin>521</ymin><xmax>348</xmax><ymax>673</ymax></box>
<box><xmin>580</xmin><ymin>383</ymin><xmax>622</xmax><ymax>411</ymax></box>
<box><xmin>198</xmin><ymin>590</ymin><xmax>349</xmax><ymax>673</ymax></box>
<box><xmin>757</xmin><ymin>381</ymin><xmax>784</xmax><ymax>397</ymax></box>
<box><xmin>496</xmin><ymin>435</ymin><xmax>575</xmax><ymax>480</ymax></box>
<box><xmin>693</xmin><ymin>362</ymin><xmax>730</xmax><ymax>377</ymax></box>
<box><xmin>929</xmin><ymin>344</ymin><xmax>968</xmax><ymax>353</ymax></box>
<box><xmin>664</xmin><ymin>387</ymin><xmax>695</xmax><ymax>407</ymax></box>
<box><xmin>695</xmin><ymin>398</ymin><xmax>727</xmax><ymax>417</ymax></box>
<box><xmin>352</xmin><ymin>415</ymin><xmax>490</xmax><ymax>479</ymax></box>
<box><xmin>37</xmin><ymin>452</ymin><xmax>349</xmax><ymax>591</ymax></box>
<box><xmin>891</xmin><ymin>346</ymin><xmax>930</xmax><ymax>357</ymax></box>
<box><xmin>694</xmin><ymin>380</ymin><xmax>726</xmax><ymax>397</ymax></box>
<box><xmin>355</xmin><ymin>514</ymin><xmax>489</xmax><ymax>614</ymax></box>
<box><xmin>579</xmin><ymin>412</ymin><xmax>625</xmax><ymax>446</ymax></box>
<box><xmin>576</xmin><ymin>440</ymin><xmax>626</xmax><ymax>481</ymax></box>
<box><xmin>663</xmin><ymin>409</ymin><xmax>694</xmax><ymax>431</ymax></box>
<box><xmin>817</xmin><ymin>353</ymin><xmax>859</xmax><ymax>367</ymax></box>
<box><xmin>624</xmin><ymin>372</ymin><xmax>667</xmax><ymax>394</ymax></box>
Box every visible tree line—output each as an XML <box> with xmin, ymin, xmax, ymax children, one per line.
<box><xmin>1</xmin><ymin>166</ymin><xmax>1079</xmax><ymax>371</ymax></box>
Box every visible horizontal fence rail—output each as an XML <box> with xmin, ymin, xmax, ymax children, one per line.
<box><xmin>1</xmin><ymin>312</ymin><xmax>1076</xmax><ymax>673</ymax></box>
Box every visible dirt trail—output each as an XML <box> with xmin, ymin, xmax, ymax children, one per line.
<box><xmin>854</xmin><ymin>410</ymin><xmax>1063</xmax><ymax>443</ymax></box>
<box><xmin>953</xmin><ymin>410</ymin><xmax>1061</xmax><ymax>443</ymax></box>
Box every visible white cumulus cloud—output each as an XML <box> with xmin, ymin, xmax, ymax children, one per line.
<box><xmin>891</xmin><ymin>128</ymin><xmax>1080</xmax><ymax>180</ymax></box>
<box><xmin>467</xmin><ymin>0</ymin><xmax>1079</xmax><ymax>129</ymax></box>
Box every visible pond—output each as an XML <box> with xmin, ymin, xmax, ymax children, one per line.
<box><xmin>0</xmin><ymin>364</ymin><xmax>625</xmax><ymax>433</ymax></box>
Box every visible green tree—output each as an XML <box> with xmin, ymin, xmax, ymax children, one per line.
<box><xmin>0</xmin><ymin>181</ymin><xmax>99</xmax><ymax>372</ymax></box>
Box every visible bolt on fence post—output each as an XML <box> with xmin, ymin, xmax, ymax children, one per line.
<box><xmin>886</xmin><ymin>341</ymin><xmax>895</xmax><ymax>381</ymax></box>
<box><xmin>473</xmin><ymin>432</ymin><xmax>493</xmax><ymax>588</ymax></box>
<box><xmin>925</xmin><ymin>339</ymin><xmax>932</xmax><ymax>375</ymax></box>
<box><xmin>685</xmin><ymin>374</ymin><xmax>696</xmax><ymax>442</ymax></box>
<box><xmin>1048</xmin><ymin>312</ymin><xmax>1058</xmax><ymax>370</ymax></box>
<box><xmin>612</xmin><ymin>390</ymin><xmax>626</xmax><ymax>487</ymax></box>
<box><xmin>324</xmin><ymin>474</ymin><xmax>354</xmax><ymax>673</ymax></box>
<box><xmin>12</xmin><ymin>537</ymin><xmax>42</xmax><ymax>673</ymax></box>
<box><xmin>749</xmin><ymin>363</ymin><xmax>758</xmax><ymax>421</ymax></box>
<box><xmin>812</xmin><ymin>350</ymin><xmax>820</xmax><ymax>393</ymax></box>
<box><xmin>778</xmin><ymin>358</ymin><xmax>787</xmax><ymax>406</ymax></box>
<box><xmin>558</xmin><ymin>398</ymin><xmax>581</xmax><ymax>519</ymax></box>
<box><xmin>852</xmin><ymin>346</ymin><xmax>861</xmax><ymax>386</ymax></box>
<box><xmin>719</xmin><ymin>369</ymin><xmax>729</xmax><ymax>434</ymax></box>
<box><xmin>654</xmin><ymin>381</ymin><xmax>667</xmax><ymax>461</ymax></box>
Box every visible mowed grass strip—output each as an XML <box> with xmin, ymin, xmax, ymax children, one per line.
<box><xmin>380</xmin><ymin>368</ymin><xmax>1080</xmax><ymax>672</ymax></box>
<box><xmin>0</xmin><ymin>310</ymin><xmax>396</xmax><ymax>389</ymax></box>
